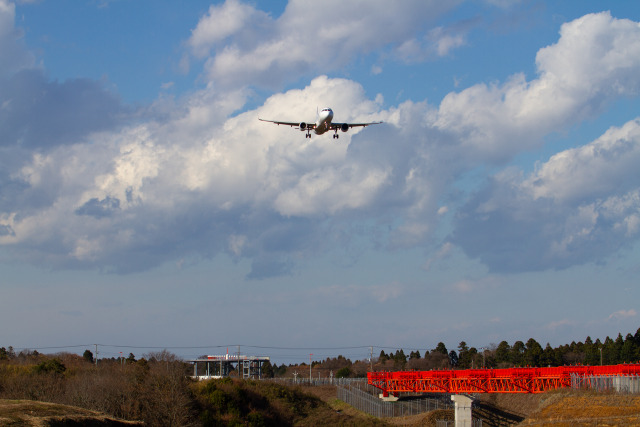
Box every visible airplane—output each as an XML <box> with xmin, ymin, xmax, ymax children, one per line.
<box><xmin>259</xmin><ymin>107</ymin><xmax>382</xmax><ymax>139</ymax></box>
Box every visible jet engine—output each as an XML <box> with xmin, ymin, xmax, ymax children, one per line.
<box><xmin>299</xmin><ymin>122</ymin><xmax>307</xmax><ymax>130</ymax></box>
<box><xmin>340</xmin><ymin>123</ymin><xmax>349</xmax><ymax>132</ymax></box>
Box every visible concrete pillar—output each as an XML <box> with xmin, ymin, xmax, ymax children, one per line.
<box><xmin>451</xmin><ymin>394</ymin><xmax>474</xmax><ymax>427</ymax></box>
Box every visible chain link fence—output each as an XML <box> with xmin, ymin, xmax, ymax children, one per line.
<box><xmin>265</xmin><ymin>377</ymin><xmax>367</xmax><ymax>387</ymax></box>
<box><xmin>336</xmin><ymin>382</ymin><xmax>452</xmax><ymax>418</ymax></box>
<box><xmin>571</xmin><ymin>374</ymin><xmax>640</xmax><ymax>393</ymax></box>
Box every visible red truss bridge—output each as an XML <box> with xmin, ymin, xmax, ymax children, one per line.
<box><xmin>368</xmin><ymin>364</ymin><xmax>640</xmax><ymax>396</ymax></box>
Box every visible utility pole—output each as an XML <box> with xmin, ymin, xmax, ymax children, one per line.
<box><xmin>599</xmin><ymin>347</ymin><xmax>603</xmax><ymax>366</ymax></box>
<box><xmin>309</xmin><ymin>353</ymin><xmax>313</xmax><ymax>384</ymax></box>
<box><xmin>94</xmin><ymin>344</ymin><xmax>98</xmax><ymax>367</ymax></box>
<box><xmin>370</xmin><ymin>346</ymin><xmax>374</xmax><ymax>372</ymax></box>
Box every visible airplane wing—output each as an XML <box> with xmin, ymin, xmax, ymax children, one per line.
<box><xmin>258</xmin><ymin>118</ymin><xmax>316</xmax><ymax>129</ymax></box>
<box><xmin>330</xmin><ymin>121</ymin><xmax>383</xmax><ymax>130</ymax></box>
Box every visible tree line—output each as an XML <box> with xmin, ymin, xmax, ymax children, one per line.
<box><xmin>374</xmin><ymin>327</ymin><xmax>640</xmax><ymax>372</ymax></box>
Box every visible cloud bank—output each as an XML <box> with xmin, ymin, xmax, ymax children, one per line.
<box><xmin>1</xmin><ymin>2</ymin><xmax>640</xmax><ymax>280</ymax></box>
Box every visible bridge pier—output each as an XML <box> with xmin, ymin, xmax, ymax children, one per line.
<box><xmin>451</xmin><ymin>394</ymin><xmax>474</xmax><ymax>427</ymax></box>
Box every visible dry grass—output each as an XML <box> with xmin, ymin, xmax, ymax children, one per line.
<box><xmin>520</xmin><ymin>390</ymin><xmax>640</xmax><ymax>426</ymax></box>
<box><xmin>0</xmin><ymin>399</ymin><xmax>142</xmax><ymax>426</ymax></box>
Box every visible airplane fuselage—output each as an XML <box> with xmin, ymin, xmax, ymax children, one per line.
<box><xmin>314</xmin><ymin>108</ymin><xmax>334</xmax><ymax>135</ymax></box>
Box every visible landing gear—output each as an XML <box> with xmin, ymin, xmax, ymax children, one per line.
<box><xmin>305</xmin><ymin>132</ymin><xmax>311</xmax><ymax>138</ymax></box>
<box><xmin>333</xmin><ymin>133</ymin><xmax>340</xmax><ymax>139</ymax></box>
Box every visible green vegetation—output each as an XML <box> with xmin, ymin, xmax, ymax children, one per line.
<box><xmin>375</xmin><ymin>327</ymin><xmax>640</xmax><ymax>371</ymax></box>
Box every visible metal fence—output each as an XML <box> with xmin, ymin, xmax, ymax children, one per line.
<box><xmin>571</xmin><ymin>374</ymin><xmax>640</xmax><ymax>393</ymax></box>
<box><xmin>436</xmin><ymin>419</ymin><xmax>483</xmax><ymax>427</ymax></box>
<box><xmin>265</xmin><ymin>377</ymin><xmax>367</xmax><ymax>387</ymax></box>
<box><xmin>336</xmin><ymin>382</ymin><xmax>452</xmax><ymax>418</ymax></box>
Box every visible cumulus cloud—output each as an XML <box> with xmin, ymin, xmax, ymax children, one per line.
<box><xmin>186</xmin><ymin>0</ymin><xmax>463</xmax><ymax>88</ymax></box>
<box><xmin>2</xmin><ymin>6</ymin><xmax>640</xmax><ymax>278</ymax></box>
<box><xmin>453</xmin><ymin>118</ymin><xmax>640</xmax><ymax>272</ymax></box>
<box><xmin>435</xmin><ymin>12</ymin><xmax>640</xmax><ymax>163</ymax></box>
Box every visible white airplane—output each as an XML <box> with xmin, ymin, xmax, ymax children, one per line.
<box><xmin>259</xmin><ymin>108</ymin><xmax>382</xmax><ymax>139</ymax></box>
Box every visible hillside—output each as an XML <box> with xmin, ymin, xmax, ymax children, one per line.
<box><xmin>0</xmin><ymin>399</ymin><xmax>142</xmax><ymax>426</ymax></box>
<box><xmin>192</xmin><ymin>378</ymin><xmax>389</xmax><ymax>426</ymax></box>
<box><xmin>519</xmin><ymin>390</ymin><xmax>640</xmax><ymax>426</ymax></box>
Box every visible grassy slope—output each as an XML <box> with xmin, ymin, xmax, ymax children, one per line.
<box><xmin>192</xmin><ymin>378</ymin><xmax>389</xmax><ymax>426</ymax></box>
<box><xmin>519</xmin><ymin>390</ymin><xmax>640</xmax><ymax>426</ymax></box>
<box><xmin>0</xmin><ymin>399</ymin><xmax>142</xmax><ymax>426</ymax></box>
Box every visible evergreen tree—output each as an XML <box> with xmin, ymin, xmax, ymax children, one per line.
<box><xmin>434</xmin><ymin>342</ymin><xmax>448</xmax><ymax>355</ymax></box>
<box><xmin>602</xmin><ymin>336</ymin><xmax>615</xmax><ymax>365</ymax></box>
<box><xmin>613</xmin><ymin>333</ymin><xmax>624</xmax><ymax>363</ymax></box>
<box><xmin>524</xmin><ymin>338</ymin><xmax>543</xmax><ymax>367</ymax></box>
<box><xmin>621</xmin><ymin>334</ymin><xmax>637</xmax><ymax>363</ymax></box>
<box><xmin>511</xmin><ymin>341</ymin><xmax>525</xmax><ymax>366</ymax></box>
<box><xmin>495</xmin><ymin>341</ymin><xmax>511</xmax><ymax>365</ymax></box>
<box><xmin>394</xmin><ymin>349</ymin><xmax>407</xmax><ymax>368</ymax></box>
<box><xmin>261</xmin><ymin>361</ymin><xmax>274</xmax><ymax>378</ymax></box>
<box><xmin>448</xmin><ymin>350</ymin><xmax>458</xmax><ymax>367</ymax></box>
<box><xmin>82</xmin><ymin>350</ymin><xmax>94</xmax><ymax>364</ymax></box>
<box><xmin>540</xmin><ymin>343</ymin><xmax>556</xmax><ymax>367</ymax></box>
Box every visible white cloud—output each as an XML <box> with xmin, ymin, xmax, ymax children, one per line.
<box><xmin>2</xmin><ymin>8</ymin><xmax>640</xmax><ymax>278</ymax></box>
<box><xmin>523</xmin><ymin>119</ymin><xmax>640</xmax><ymax>203</ymax></box>
<box><xmin>187</xmin><ymin>0</ymin><xmax>274</xmax><ymax>58</ymax></box>
<box><xmin>435</xmin><ymin>12</ymin><xmax>640</xmax><ymax>163</ymax></box>
<box><xmin>453</xmin><ymin>118</ymin><xmax>640</xmax><ymax>272</ymax></box>
<box><xmin>608</xmin><ymin>309</ymin><xmax>637</xmax><ymax>321</ymax></box>
<box><xmin>187</xmin><ymin>0</ymin><xmax>463</xmax><ymax>88</ymax></box>
<box><xmin>313</xmin><ymin>281</ymin><xmax>404</xmax><ymax>306</ymax></box>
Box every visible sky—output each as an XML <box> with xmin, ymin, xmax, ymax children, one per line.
<box><xmin>1</xmin><ymin>0</ymin><xmax>640</xmax><ymax>365</ymax></box>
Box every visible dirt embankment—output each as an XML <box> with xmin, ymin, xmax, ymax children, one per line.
<box><xmin>0</xmin><ymin>399</ymin><xmax>142</xmax><ymax>426</ymax></box>
<box><xmin>519</xmin><ymin>390</ymin><xmax>640</xmax><ymax>426</ymax></box>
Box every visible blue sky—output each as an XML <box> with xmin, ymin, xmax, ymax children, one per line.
<box><xmin>2</xmin><ymin>0</ymin><xmax>640</xmax><ymax>364</ymax></box>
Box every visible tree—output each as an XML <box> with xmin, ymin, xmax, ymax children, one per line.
<box><xmin>434</xmin><ymin>342</ymin><xmax>448</xmax><ymax>355</ymax></box>
<box><xmin>336</xmin><ymin>366</ymin><xmax>351</xmax><ymax>378</ymax></box>
<box><xmin>540</xmin><ymin>343</ymin><xmax>559</xmax><ymax>367</ymax></box>
<box><xmin>34</xmin><ymin>358</ymin><xmax>66</xmax><ymax>375</ymax></box>
<box><xmin>261</xmin><ymin>360</ymin><xmax>274</xmax><ymax>378</ymax></box>
<box><xmin>0</xmin><ymin>347</ymin><xmax>7</xmax><ymax>360</ymax></box>
<box><xmin>495</xmin><ymin>341</ymin><xmax>511</xmax><ymax>365</ymax></box>
<box><xmin>448</xmin><ymin>350</ymin><xmax>458</xmax><ymax>367</ymax></box>
<box><xmin>127</xmin><ymin>353</ymin><xmax>137</xmax><ymax>364</ymax></box>
<box><xmin>524</xmin><ymin>338</ymin><xmax>543</xmax><ymax>367</ymax></box>
<box><xmin>378</xmin><ymin>350</ymin><xmax>389</xmax><ymax>363</ymax></box>
<box><xmin>621</xmin><ymin>334</ymin><xmax>637</xmax><ymax>363</ymax></box>
<box><xmin>602</xmin><ymin>336</ymin><xmax>615</xmax><ymax>365</ymax></box>
<box><xmin>393</xmin><ymin>350</ymin><xmax>407</xmax><ymax>369</ymax></box>
<box><xmin>83</xmin><ymin>349</ymin><xmax>94</xmax><ymax>364</ymax></box>
<box><xmin>511</xmin><ymin>341</ymin><xmax>525</xmax><ymax>366</ymax></box>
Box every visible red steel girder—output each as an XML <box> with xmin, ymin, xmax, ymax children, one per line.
<box><xmin>368</xmin><ymin>364</ymin><xmax>640</xmax><ymax>395</ymax></box>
